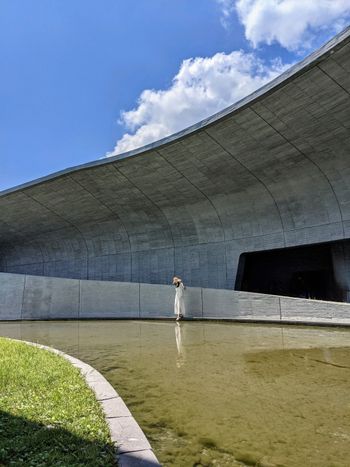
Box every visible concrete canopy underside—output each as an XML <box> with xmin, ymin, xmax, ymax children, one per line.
<box><xmin>1</xmin><ymin>28</ymin><xmax>350</xmax><ymax>291</ymax></box>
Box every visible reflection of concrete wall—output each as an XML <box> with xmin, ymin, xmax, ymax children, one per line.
<box><xmin>0</xmin><ymin>28</ymin><xmax>350</xmax><ymax>291</ymax></box>
<box><xmin>2</xmin><ymin>272</ymin><xmax>350</xmax><ymax>325</ymax></box>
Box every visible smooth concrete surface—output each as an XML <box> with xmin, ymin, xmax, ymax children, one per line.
<box><xmin>2</xmin><ymin>272</ymin><xmax>350</xmax><ymax>326</ymax></box>
<box><xmin>80</xmin><ymin>280</ymin><xmax>139</xmax><ymax>318</ymax></box>
<box><xmin>140</xmin><ymin>283</ymin><xmax>174</xmax><ymax>318</ymax></box>
<box><xmin>0</xmin><ymin>273</ymin><xmax>25</xmax><ymax>320</ymax></box>
<box><xmin>202</xmin><ymin>288</ymin><xmax>281</xmax><ymax>321</ymax></box>
<box><xmin>17</xmin><ymin>340</ymin><xmax>160</xmax><ymax>466</ymax></box>
<box><xmin>22</xmin><ymin>275</ymin><xmax>80</xmax><ymax>320</ymax></box>
<box><xmin>280</xmin><ymin>296</ymin><xmax>350</xmax><ymax>323</ymax></box>
<box><xmin>0</xmin><ymin>28</ymin><xmax>349</xmax><ymax>294</ymax></box>
<box><xmin>183</xmin><ymin>286</ymin><xmax>203</xmax><ymax>318</ymax></box>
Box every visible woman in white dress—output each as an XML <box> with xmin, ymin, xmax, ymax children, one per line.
<box><xmin>172</xmin><ymin>276</ymin><xmax>185</xmax><ymax>320</ymax></box>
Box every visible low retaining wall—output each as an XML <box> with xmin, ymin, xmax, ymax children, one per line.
<box><xmin>1</xmin><ymin>272</ymin><xmax>350</xmax><ymax>326</ymax></box>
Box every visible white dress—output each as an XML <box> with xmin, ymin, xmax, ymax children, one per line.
<box><xmin>174</xmin><ymin>282</ymin><xmax>185</xmax><ymax>316</ymax></box>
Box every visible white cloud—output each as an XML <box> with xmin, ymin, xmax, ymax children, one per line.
<box><xmin>109</xmin><ymin>0</ymin><xmax>350</xmax><ymax>156</ymax></box>
<box><xmin>216</xmin><ymin>0</ymin><xmax>236</xmax><ymax>29</ymax></box>
<box><xmin>236</xmin><ymin>0</ymin><xmax>350</xmax><ymax>51</ymax></box>
<box><xmin>109</xmin><ymin>51</ymin><xmax>287</xmax><ymax>156</ymax></box>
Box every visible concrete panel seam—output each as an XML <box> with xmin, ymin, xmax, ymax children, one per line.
<box><xmin>21</xmin><ymin>190</ymin><xmax>90</xmax><ymax>278</ymax></box>
<box><xmin>251</xmin><ymin>107</ymin><xmax>345</xmax><ymax>238</ymax></box>
<box><xmin>20</xmin><ymin>274</ymin><xmax>27</xmax><ymax>320</ymax></box>
<box><xmin>200</xmin><ymin>287</ymin><xmax>204</xmax><ymax>318</ymax></box>
<box><xmin>138</xmin><ymin>282</ymin><xmax>141</xmax><ymax>318</ymax></box>
<box><xmin>156</xmin><ymin>148</ymin><xmax>228</xmax><ymax>284</ymax></box>
<box><xmin>69</xmin><ymin>174</ymin><xmax>133</xmax><ymax>279</ymax></box>
<box><xmin>29</xmin><ymin>238</ymin><xmax>45</xmax><ymax>275</ymax></box>
<box><xmin>204</xmin><ymin>129</ymin><xmax>287</xmax><ymax>248</ymax></box>
<box><xmin>278</xmin><ymin>297</ymin><xmax>282</xmax><ymax>321</ymax></box>
<box><xmin>317</xmin><ymin>63</ymin><xmax>350</xmax><ymax>97</ymax></box>
<box><xmin>111</xmin><ymin>163</ymin><xmax>176</xmax><ymax>277</ymax></box>
<box><xmin>78</xmin><ymin>279</ymin><xmax>82</xmax><ymax>319</ymax></box>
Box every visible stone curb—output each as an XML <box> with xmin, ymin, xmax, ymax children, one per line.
<box><xmin>13</xmin><ymin>339</ymin><xmax>161</xmax><ymax>467</ymax></box>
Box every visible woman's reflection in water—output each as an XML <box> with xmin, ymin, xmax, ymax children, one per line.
<box><xmin>175</xmin><ymin>322</ymin><xmax>186</xmax><ymax>368</ymax></box>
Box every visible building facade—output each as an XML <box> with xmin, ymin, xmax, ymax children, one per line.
<box><xmin>1</xmin><ymin>28</ymin><xmax>350</xmax><ymax>301</ymax></box>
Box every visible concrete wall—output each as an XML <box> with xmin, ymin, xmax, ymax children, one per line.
<box><xmin>1</xmin><ymin>272</ymin><xmax>350</xmax><ymax>326</ymax></box>
<box><xmin>0</xmin><ymin>28</ymin><xmax>349</xmax><ymax>292</ymax></box>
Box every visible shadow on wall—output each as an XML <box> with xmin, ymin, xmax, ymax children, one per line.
<box><xmin>0</xmin><ymin>409</ymin><xmax>117</xmax><ymax>466</ymax></box>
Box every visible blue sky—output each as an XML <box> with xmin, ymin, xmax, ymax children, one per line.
<box><xmin>1</xmin><ymin>0</ymin><xmax>349</xmax><ymax>190</ymax></box>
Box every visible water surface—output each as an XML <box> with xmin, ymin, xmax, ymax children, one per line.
<box><xmin>1</xmin><ymin>320</ymin><xmax>350</xmax><ymax>466</ymax></box>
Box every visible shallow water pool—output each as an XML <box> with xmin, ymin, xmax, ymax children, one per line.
<box><xmin>1</xmin><ymin>320</ymin><xmax>350</xmax><ymax>466</ymax></box>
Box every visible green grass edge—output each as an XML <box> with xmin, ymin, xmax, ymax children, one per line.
<box><xmin>0</xmin><ymin>337</ymin><xmax>116</xmax><ymax>467</ymax></box>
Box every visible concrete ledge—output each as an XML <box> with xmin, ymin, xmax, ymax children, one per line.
<box><xmin>2</xmin><ymin>272</ymin><xmax>350</xmax><ymax>327</ymax></box>
<box><xmin>16</xmin><ymin>339</ymin><xmax>160</xmax><ymax>466</ymax></box>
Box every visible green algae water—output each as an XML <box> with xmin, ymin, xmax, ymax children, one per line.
<box><xmin>1</xmin><ymin>320</ymin><xmax>350</xmax><ymax>467</ymax></box>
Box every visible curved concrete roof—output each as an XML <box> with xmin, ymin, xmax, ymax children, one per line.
<box><xmin>1</xmin><ymin>27</ymin><xmax>350</xmax><ymax>289</ymax></box>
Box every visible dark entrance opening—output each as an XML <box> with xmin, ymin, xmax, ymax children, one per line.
<box><xmin>235</xmin><ymin>240</ymin><xmax>349</xmax><ymax>302</ymax></box>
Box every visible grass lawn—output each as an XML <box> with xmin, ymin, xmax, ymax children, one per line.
<box><xmin>0</xmin><ymin>337</ymin><xmax>116</xmax><ymax>466</ymax></box>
